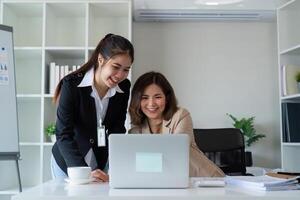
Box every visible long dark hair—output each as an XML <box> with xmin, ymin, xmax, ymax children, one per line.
<box><xmin>53</xmin><ymin>33</ymin><xmax>134</xmax><ymax>103</ymax></box>
<box><xmin>129</xmin><ymin>71</ymin><xmax>178</xmax><ymax>126</ymax></box>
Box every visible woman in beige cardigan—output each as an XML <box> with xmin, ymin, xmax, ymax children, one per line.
<box><xmin>129</xmin><ymin>71</ymin><xmax>224</xmax><ymax>177</ymax></box>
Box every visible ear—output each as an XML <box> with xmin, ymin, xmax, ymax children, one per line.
<box><xmin>98</xmin><ymin>54</ymin><xmax>105</xmax><ymax>66</ymax></box>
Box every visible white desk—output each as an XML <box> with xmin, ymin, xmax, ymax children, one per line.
<box><xmin>11</xmin><ymin>179</ymin><xmax>300</xmax><ymax>200</ymax></box>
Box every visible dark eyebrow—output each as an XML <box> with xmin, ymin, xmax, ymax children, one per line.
<box><xmin>112</xmin><ymin>63</ymin><xmax>131</xmax><ymax>68</ymax></box>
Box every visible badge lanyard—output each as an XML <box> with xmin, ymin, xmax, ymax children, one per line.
<box><xmin>97</xmin><ymin>119</ymin><xmax>106</xmax><ymax>147</ymax></box>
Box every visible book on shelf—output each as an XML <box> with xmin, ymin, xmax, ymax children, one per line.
<box><xmin>281</xmin><ymin>65</ymin><xmax>300</xmax><ymax>96</ymax></box>
<box><xmin>225</xmin><ymin>175</ymin><xmax>300</xmax><ymax>191</ymax></box>
<box><xmin>282</xmin><ymin>102</ymin><xmax>300</xmax><ymax>142</ymax></box>
<box><xmin>48</xmin><ymin>62</ymin><xmax>80</xmax><ymax>95</ymax></box>
<box><xmin>49</xmin><ymin>62</ymin><xmax>56</xmax><ymax>95</ymax></box>
<box><xmin>54</xmin><ymin>64</ymin><xmax>60</xmax><ymax>94</ymax></box>
<box><xmin>59</xmin><ymin>65</ymin><xmax>65</xmax><ymax>81</ymax></box>
<box><xmin>64</xmin><ymin>65</ymin><xmax>69</xmax><ymax>77</ymax></box>
<box><xmin>72</xmin><ymin>65</ymin><xmax>77</xmax><ymax>72</ymax></box>
<box><xmin>281</xmin><ymin>65</ymin><xmax>287</xmax><ymax>96</ymax></box>
<box><xmin>281</xmin><ymin>103</ymin><xmax>288</xmax><ymax>142</ymax></box>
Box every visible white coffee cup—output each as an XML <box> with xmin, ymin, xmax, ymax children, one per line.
<box><xmin>67</xmin><ymin>166</ymin><xmax>91</xmax><ymax>180</ymax></box>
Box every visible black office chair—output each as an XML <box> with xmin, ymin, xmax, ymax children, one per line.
<box><xmin>193</xmin><ymin>128</ymin><xmax>247</xmax><ymax>176</ymax></box>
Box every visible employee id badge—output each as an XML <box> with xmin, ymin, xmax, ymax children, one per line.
<box><xmin>97</xmin><ymin>125</ymin><xmax>106</xmax><ymax>147</ymax></box>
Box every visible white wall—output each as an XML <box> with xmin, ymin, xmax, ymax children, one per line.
<box><xmin>132</xmin><ymin>21</ymin><xmax>280</xmax><ymax>168</ymax></box>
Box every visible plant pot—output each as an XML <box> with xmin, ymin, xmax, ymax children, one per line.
<box><xmin>245</xmin><ymin>151</ymin><xmax>253</xmax><ymax>167</ymax></box>
<box><xmin>50</xmin><ymin>135</ymin><xmax>56</xmax><ymax>143</ymax></box>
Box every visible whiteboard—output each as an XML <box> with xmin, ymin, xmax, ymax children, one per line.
<box><xmin>0</xmin><ymin>24</ymin><xmax>20</xmax><ymax>154</ymax></box>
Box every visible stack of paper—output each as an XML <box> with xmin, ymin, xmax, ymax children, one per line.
<box><xmin>225</xmin><ymin>175</ymin><xmax>300</xmax><ymax>191</ymax></box>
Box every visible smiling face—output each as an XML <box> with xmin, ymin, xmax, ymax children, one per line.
<box><xmin>96</xmin><ymin>53</ymin><xmax>132</xmax><ymax>89</ymax></box>
<box><xmin>140</xmin><ymin>84</ymin><xmax>166</xmax><ymax>122</ymax></box>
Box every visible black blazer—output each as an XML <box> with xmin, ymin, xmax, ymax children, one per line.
<box><xmin>52</xmin><ymin>72</ymin><xmax>130</xmax><ymax>174</ymax></box>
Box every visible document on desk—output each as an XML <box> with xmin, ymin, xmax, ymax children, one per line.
<box><xmin>225</xmin><ymin>175</ymin><xmax>300</xmax><ymax>191</ymax></box>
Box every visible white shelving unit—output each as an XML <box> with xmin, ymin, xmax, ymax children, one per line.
<box><xmin>277</xmin><ymin>0</ymin><xmax>300</xmax><ymax>172</ymax></box>
<box><xmin>0</xmin><ymin>0</ymin><xmax>131</xmax><ymax>194</ymax></box>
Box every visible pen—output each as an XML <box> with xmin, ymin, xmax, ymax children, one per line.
<box><xmin>277</xmin><ymin>172</ymin><xmax>300</xmax><ymax>176</ymax></box>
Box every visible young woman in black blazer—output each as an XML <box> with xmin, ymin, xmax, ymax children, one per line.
<box><xmin>51</xmin><ymin>34</ymin><xmax>134</xmax><ymax>182</ymax></box>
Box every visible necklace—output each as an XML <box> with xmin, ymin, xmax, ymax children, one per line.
<box><xmin>149</xmin><ymin>121</ymin><xmax>163</xmax><ymax>134</ymax></box>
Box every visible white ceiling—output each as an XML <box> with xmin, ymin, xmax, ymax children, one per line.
<box><xmin>133</xmin><ymin>0</ymin><xmax>283</xmax><ymax>11</ymax></box>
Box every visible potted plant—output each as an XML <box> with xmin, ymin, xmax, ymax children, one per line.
<box><xmin>295</xmin><ymin>72</ymin><xmax>300</xmax><ymax>93</ymax></box>
<box><xmin>227</xmin><ymin>113</ymin><xmax>266</xmax><ymax>166</ymax></box>
<box><xmin>45</xmin><ymin>123</ymin><xmax>56</xmax><ymax>142</ymax></box>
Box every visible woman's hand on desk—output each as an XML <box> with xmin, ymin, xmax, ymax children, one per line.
<box><xmin>91</xmin><ymin>169</ymin><xmax>109</xmax><ymax>182</ymax></box>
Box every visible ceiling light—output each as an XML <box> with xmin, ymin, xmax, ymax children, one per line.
<box><xmin>194</xmin><ymin>0</ymin><xmax>243</xmax><ymax>6</ymax></box>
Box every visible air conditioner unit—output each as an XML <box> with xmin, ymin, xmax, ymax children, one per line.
<box><xmin>134</xmin><ymin>9</ymin><xmax>275</xmax><ymax>21</ymax></box>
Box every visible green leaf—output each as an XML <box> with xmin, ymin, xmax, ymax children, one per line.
<box><xmin>45</xmin><ymin>123</ymin><xmax>56</xmax><ymax>136</ymax></box>
<box><xmin>296</xmin><ymin>72</ymin><xmax>300</xmax><ymax>82</ymax></box>
<box><xmin>227</xmin><ymin>113</ymin><xmax>266</xmax><ymax>147</ymax></box>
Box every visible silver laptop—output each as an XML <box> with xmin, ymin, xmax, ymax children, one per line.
<box><xmin>109</xmin><ymin>134</ymin><xmax>189</xmax><ymax>189</ymax></box>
